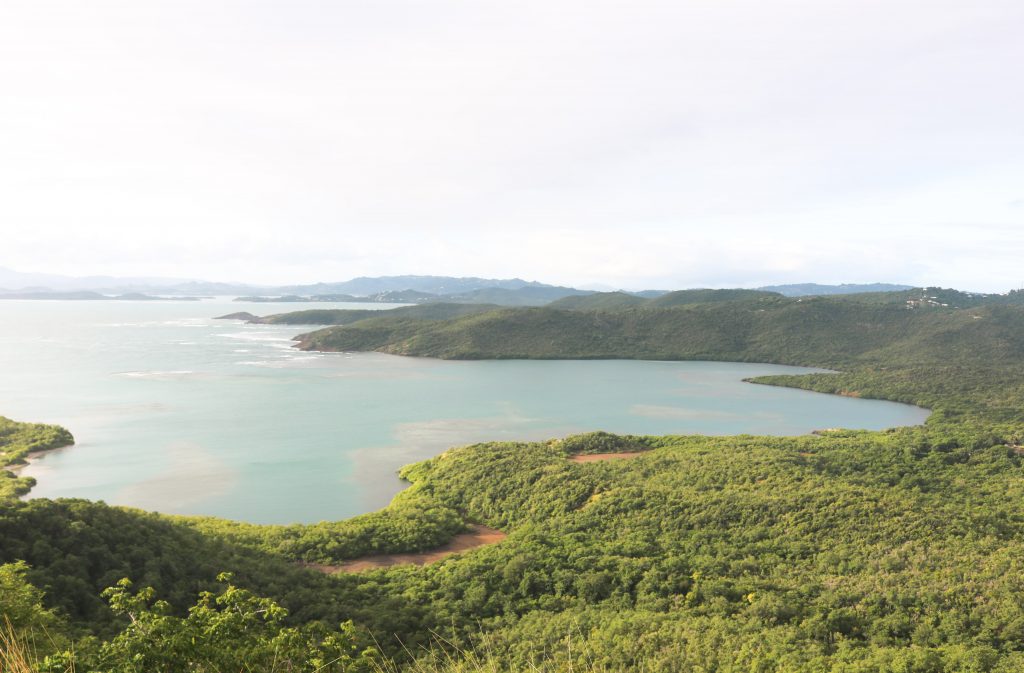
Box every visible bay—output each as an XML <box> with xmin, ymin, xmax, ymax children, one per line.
<box><xmin>0</xmin><ymin>298</ymin><xmax>929</xmax><ymax>524</ymax></box>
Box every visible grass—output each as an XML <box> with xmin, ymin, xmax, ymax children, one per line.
<box><xmin>0</xmin><ymin>619</ymin><xmax>72</xmax><ymax>673</ymax></box>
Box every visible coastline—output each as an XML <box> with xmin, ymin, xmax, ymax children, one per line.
<box><xmin>4</xmin><ymin>442</ymin><xmax>74</xmax><ymax>500</ymax></box>
<box><xmin>7</xmin><ymin>446</ymin><xmax>62</xmax><ymax>475</ymax></box>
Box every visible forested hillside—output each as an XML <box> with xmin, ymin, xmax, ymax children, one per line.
<box><xmin>4</xmin><ymin>290</ymin><xmax>1024</xmax><ymax>671</ymax></box>
<box><xmin>242</xmin><ymin>302</ymin><xmax>501</xmax><ymax>326</ymax></box>
<box><xmin>295</xmin><ymin>293</ymin><xmax>1024</xmax><ymax>371</ymax></box>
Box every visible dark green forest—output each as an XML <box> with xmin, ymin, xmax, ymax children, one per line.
<box><xmin>246</xmin><ymin>302</ymin><xmax>502</xmax><ymax>326</ymax></box>
<box><xmin>4</xmin><ymin>288</ymin><xmax>1024</xmax><ymax>671</ymax></box>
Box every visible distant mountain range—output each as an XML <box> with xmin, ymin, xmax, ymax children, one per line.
<box><xmin>276</xmin><ymin>275</ymin><xmax>552</xmax><ymax>296</ymax></box>
<box><xmin>0</xmin><ymin>268</ymin><xmax>576</xmax><ymax>300</ymax></box>
<box><xmin>0</xmin><ymin>267</ymin><xmax>253</xmax><ymax>295</ymax></box>
<box><xmin>0</xmin><ymin>290</ymin><xmax>200</xmax><ymax>301</ymax></box>
<box><xmin>756</xmin><ymin>283</ymin><xmax>914</xmax><ymax>297</ymax></box>
<box><xmin>234</xmin><ymin>285</ymin><xmax>590</xmax><ymax>307</ymax></box>
<box><xmin>0</xmin><ymin>267</ymin><xmax>921</xmax><ymax>306</ymax></box>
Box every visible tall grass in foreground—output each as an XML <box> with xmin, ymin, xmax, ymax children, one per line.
<box><xmin>0</xmin><ymin>619</ymin><xmax>71</xmax><ymax>673</ymax></box>
<box><xmin>0</xmin><ymin>618</ymin><xmax>35</xmax><ymax>673</ymax></box>
<box><xmin>0</xmin><ymin>630</ymin><xmax>32</xmax><ymax>673</ymax></box>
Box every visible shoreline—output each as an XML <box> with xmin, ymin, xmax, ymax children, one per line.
<box><xmin>6</xmin><ymin>443</ymin><xmax>72</xmax><ymax>479</ymax></box>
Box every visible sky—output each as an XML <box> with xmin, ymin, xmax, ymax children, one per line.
<box><xmin>1</xmin><ymin>1</ymin><xmax>1022</xmax><ymax>292</ymax></box>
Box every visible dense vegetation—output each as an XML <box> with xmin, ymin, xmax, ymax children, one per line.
<box><xmin>294</xmin><ymin>291</ymin><xmax>1024</xmax><ymax>373</ymax></box>
<box><xmin>248</xmin><ymin>302</ymin><xmax>502</xmax><ymax>326</ymax></box>
<box><xmin>181</xmin><ymin>491</ymin><xmax>465</xmax><ymax>564</ymax></box>
<box><xmin>0</xmin><ymin>418</ymin><xmax>73</xmax><ymax>500</ymax></box>
<box><xmin>5</xmin><ymin>288</ymin><xmax>1024</xmax><ymax>671</ymax></box>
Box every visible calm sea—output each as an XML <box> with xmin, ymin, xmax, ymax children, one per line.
<box><xmin>0</xmin><ymin>298</ymin><xmax>929</xmax><ymax>524</ymax></box>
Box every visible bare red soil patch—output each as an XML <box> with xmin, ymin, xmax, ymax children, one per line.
<box><xmin>568</xmin><ymin>452</ymin><xmax>646</xmax><ymax>463</ymax></box>
<box><xmin>303</xmin><ymin>524</ymin><xmax>506</xmax><ymax>574</ymax></box>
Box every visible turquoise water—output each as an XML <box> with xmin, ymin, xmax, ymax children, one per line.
<box><xmin>0</xmin><ymin>298</ymin><xmax>930</xmax><ymax>524</ymax></box>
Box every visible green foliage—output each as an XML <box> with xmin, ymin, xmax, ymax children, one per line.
<box><xmin>645</xmin><ymin>287</ymin><xmax>783</xmax><ymax>307</ymax></box>
<box><xmin>80</xmin><ymin>573</ymin><xmax>378</xmax><ymax>673</ymax></box>
<box><xmin>546</xmin><ymin>292</ymin><xmax>648</xmax><ymax>311</ymax></box>
<box><xmin>553</xmin><ymin>431</ymin><xmax>654</xmax><ymax>455</ymax></box>
<box><xmin>9</xmin><ymin>423</ymin><xmax>1024</xmax><ymax>669</ymax></box>
<box><xmin>0</xmin><ymin>499</ymin><xmax>381</xmax><ymax>636</ymax></box>
<box><xmin>10</xmin><ymin>289</ymin><xmax>1024</xmax><ymax>669</ymax></box>
<box><xmin>0</xmin><ymin>561</ymin><xmax>71</xmax><ymax>673</ymax></box>
<box><xmin>258</xmin><ymin>303</ymin><xmax>502</xmax><ymax>326</ymax></box>
<box><xmin>182</xmin><ymin>492</ymin><xmax>465</xmax><ymax>564</ymax></box>
<box><xmin>293</xmin><ymin>297</ymin><xmax>1024</xmax><ymax>374</ymax></box>
<box><xmin>531</xmin><ymin>288</ymin><xmax>781</xmax><ymax>311</ymax></box>
<box><xmin>830</xmin><ymin>286</ymin><xmax>1024</xmax><ymax>308</ymax></box>
<box><xmin>0</xmin><ymin>561</ymin><xmax>63</xmax><ymax>636</ymax></box>
<box><xmin>0</xmin><ymin>418</ymin><xmax>74</xmax><ymax>468</ymax></box>
<box><xmin>442</xmin><ymin>287</ymin><xmax>588</xmax><ymax>307</ymax></box>
<box><xmin>360</xmin><ymin>425</ymin><xmax>1024</xmax><ymax>670</ymax></box>
<box><xmin>258</xmin><ymin>308</ymin><xmax>387</xmax><ymax>325</ymax></box>
<box><xmin>0</xmin><ymin>418</ymin><xmax>73</xmax><ymax>501</ymax></box>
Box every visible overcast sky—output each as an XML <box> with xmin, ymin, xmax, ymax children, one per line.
<box><xmin>1</xmin><ymin>1</ymin><xmax>1022</xmax><ymax>291</ymax></box>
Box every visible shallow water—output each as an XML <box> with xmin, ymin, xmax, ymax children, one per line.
<box><xmin>0</xmin><ymin>298</ymin><xmax>929</xmax><ymax>524</ymax></box>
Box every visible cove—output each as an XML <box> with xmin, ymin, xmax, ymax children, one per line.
<box><xmin>0</xmin><ymin>298</ymin><xmax>930</xmax><ymax>524</ymax></box>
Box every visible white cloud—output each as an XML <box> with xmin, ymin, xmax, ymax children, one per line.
<box><xmin>1</xmin><ymin>0</ymin><xmax>1022</xmax><ymax>291</ymax></box>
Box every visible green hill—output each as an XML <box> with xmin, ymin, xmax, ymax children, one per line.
<box><xmin>757</xmin><ymin>282</ymin><xmax>914</xmax><ymax>296</ymax></box>
<box><xmin>252</xmin><ymin>302</ymin><xmax>501</xmax><ymax>325</ymax></box>
<box><xmin>443</xmin><ymin>285</ymin><xmax>591</xmax><ymax>306</ymax></box>
<box><xmin>828</xmin><ymin>287</ymin><xmax>1024</xmax><ymax>308</ymax></box>
<box><xmin>548</xmin><ymin>291</ymin><xmax>648</xmax><ymax>311</ymax></box>
<box><xmin>295</xmin><ymin>296</ymin><xmax>1024</xmax><ymax>368</ymax></box>
<box><xmin>8</xmin><ymin>288</ymin><xmax>1024</xmax><ymax>670</ymax></box>
<box><xmin>549</xmin><ymin>288</ymin><xmax>781</xmax><ymax>311</ymax></box>
<box><xmin>645</xmin><ymin>287</ymin><xmax>782</xmax><ymax>307</ymax></box>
